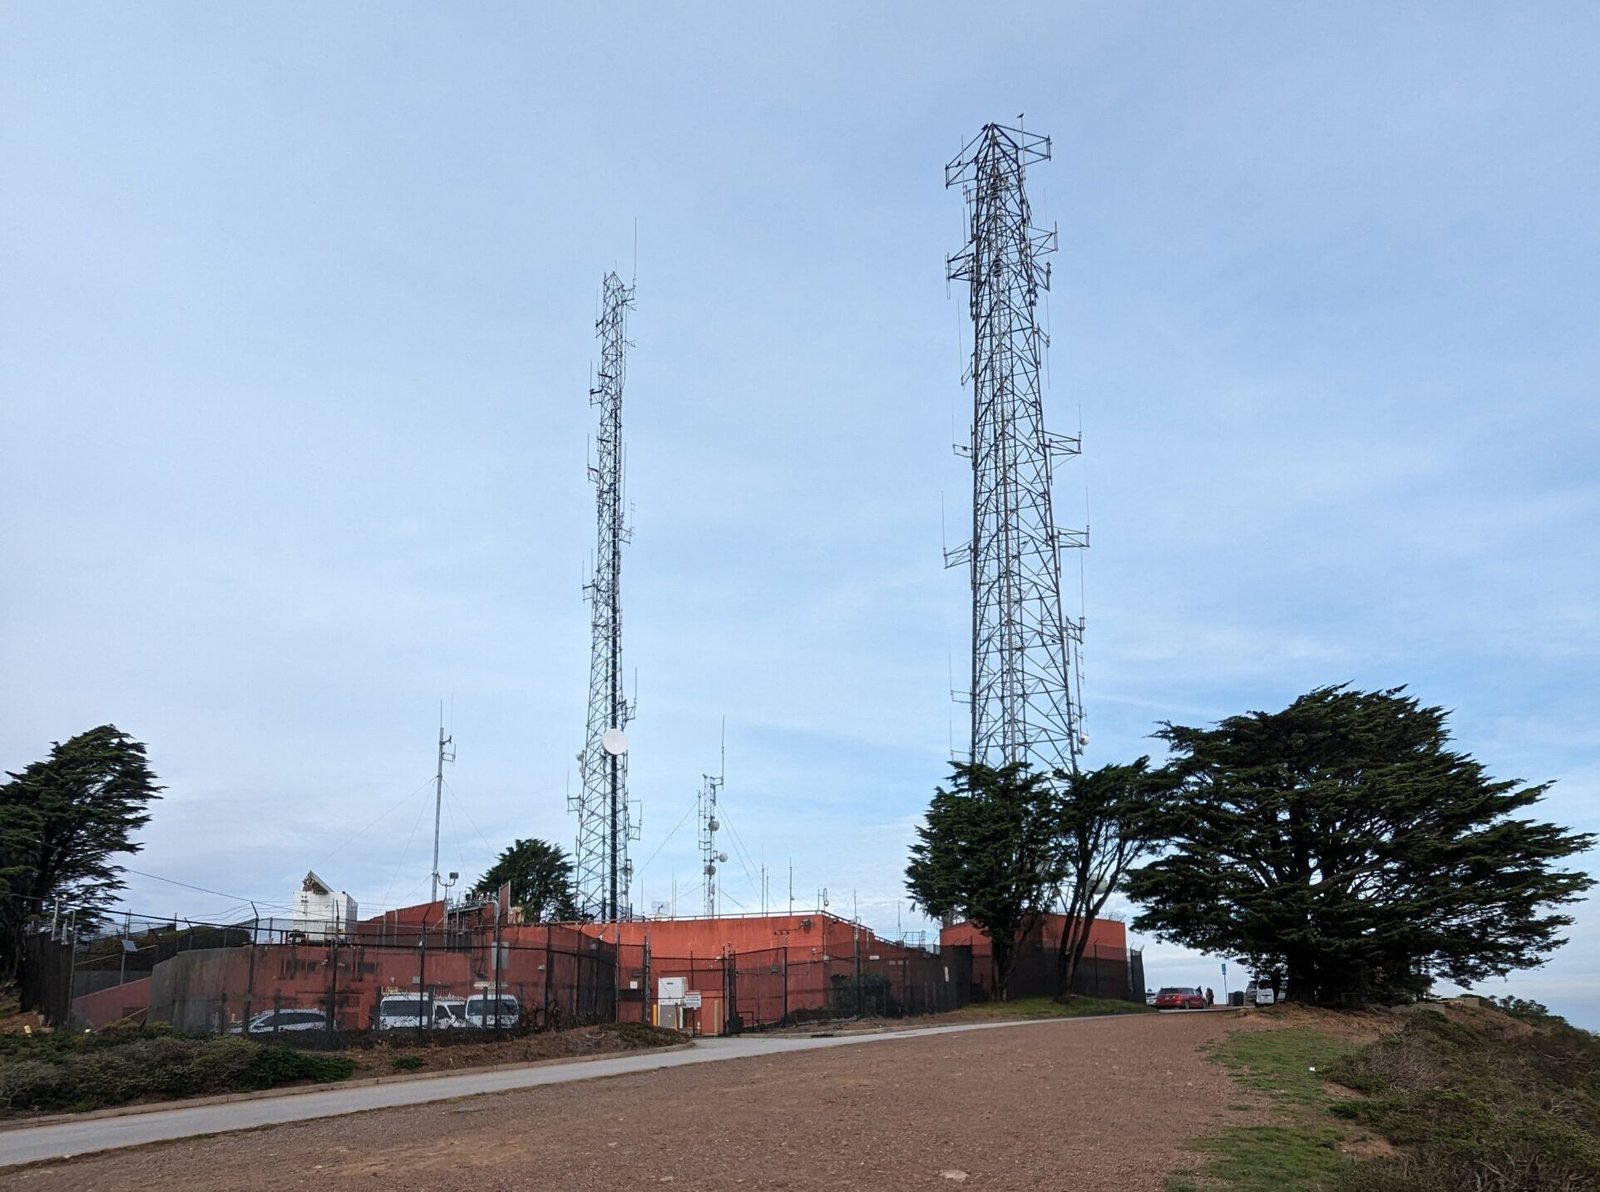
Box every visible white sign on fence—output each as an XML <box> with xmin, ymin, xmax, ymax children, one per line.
<box><xmin>683</xmin><ymin>991</ymin><xmax>702</xmax><ymax>1009</ymax></box>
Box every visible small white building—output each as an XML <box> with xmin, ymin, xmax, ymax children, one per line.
<box><xmin>291</xmin><ymin>871</ymin><xmax>357</xmax><ymax>940</ymax></box>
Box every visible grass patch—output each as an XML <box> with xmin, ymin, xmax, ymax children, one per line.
<box><xmin>1217</xmin><ymin>1028</ymin><xmax>1361</xmax><ymax>1112</ymax></box>
<box><xmin>949</xmin><ymin>995</ymin><xmax>1155</xmax><ymax>1020</ymax></box>
<box><xmin>0</xmin><ymin>1027</ymin><xmax>354</xmax><ymax>1115</ymax></box>
<box><xmin>1169</xmin><ymin>1026</ymin><xmax>1362</xmax><ymax>1191</ymax></box>
<box><xmin>1171</xmin><ymin>1125</ymin><xmax>1350</xmax><ymax>1192</ymax></box>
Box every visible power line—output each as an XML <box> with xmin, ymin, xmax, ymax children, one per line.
<box><xmin>120</xmin><ymin>869</ymin><xmax>293</xmax><ymax>910</ymax></box>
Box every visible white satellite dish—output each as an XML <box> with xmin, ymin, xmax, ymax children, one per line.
<box><xmin>600</xmin><ymin>728</ymin><xmax>629</xmax><ymax>756</ymax></box>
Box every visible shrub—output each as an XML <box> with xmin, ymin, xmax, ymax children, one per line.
<box><xmin>0</xmin><ymin>1060</ymin><xmax>67</xmax><ymax>1113</ymax></box>
<box><xmin>595</xmin><ymin>1021</ymin><xmax>685</xmax><ymax>1048</ymax></box>
<box><xmin>391</xmin><ymin>1054</ymin><xmax>424</xmax><ymax>1072</ymax></box>
<box><xmin>1330</xmin><ymin>1006</ymin><xmax>1600</xmax><ymax>1191</ymax></box>
<box><xmin>0</xmin><ymin>1032</ymin><xmax>354</xmax><ymax>1115</ymax></box>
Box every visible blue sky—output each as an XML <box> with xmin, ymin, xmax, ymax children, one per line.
<box><xmin>3</xmin><ymin>5</ymin><xmax>1596</xmax><ymax>1025</ymax></box>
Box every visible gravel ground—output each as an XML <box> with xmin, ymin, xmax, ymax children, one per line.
<box><xmin>13</xmin><ymin>1012</ymin><xmax>1250</xmax><ymax>1191</ymax></box>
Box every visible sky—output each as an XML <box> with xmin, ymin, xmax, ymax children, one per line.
<box><xmin>3</xmin><ymin>5</ymin><xmax>1596</xmax><ymax>1026</ymax></box>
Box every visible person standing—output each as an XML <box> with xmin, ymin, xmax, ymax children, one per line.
<box><xmin>1205</xmin><ymin>986</ymin><xmax>1215</xmax><ymax>1007</ymax></box>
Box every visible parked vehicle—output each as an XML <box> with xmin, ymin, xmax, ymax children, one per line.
<box><xmin>1244</xmin><ymin>979</ymin><xmax>1277</xmax><ymax>1006</ymax></box>
<box><xmin>1153</xmin><ymin>986</ymin><xmax>1208</xmax><ymax>1010</ymax></box>
<box><xmin>229</xmin><ymin>1008</ymin><xmax>331</xmax><ymax>1035</ymax></box>
<box><xmin>375</xmin><ymin>994</ymin><xmax>465</xmax><ymax>1031</ymax></box>
<box><xmin>462</xmin><ymin>993</ymin><xmax>521</xmax><ymax>1029</ymax></box>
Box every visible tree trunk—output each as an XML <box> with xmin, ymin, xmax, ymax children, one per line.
<box><xmin>992</xmin><ymin>938</ymin><xmax>1013</xmax><ymax>1001</ymax></box>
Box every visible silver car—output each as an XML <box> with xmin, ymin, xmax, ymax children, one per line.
<box><xmin>229</xmin><ymin>1008</ymin><xmax>331</xmax><ymax>1035</ymax></box>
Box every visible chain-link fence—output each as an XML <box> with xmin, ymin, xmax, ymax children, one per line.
<box><xmin>973</xmin><ymin>939</ymin><xmax>1146</xmax><ymax>1003</ymax></box>
<box><xmin>635</xmin><ymin>943</ymin><xmax>974</xmax><ymax>1032</ymax></box>
<box><xmin>41</xmin><ymin>909</ymin><xmax>1147</xmax><ymax>1038</ymax></box>
<box><xmin>49</xmin><ymin>912</ymin><xmax>618</xmax><ymax>1042</ymax></box>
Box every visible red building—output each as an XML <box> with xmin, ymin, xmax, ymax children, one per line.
<box><xmin>941</xmin><ymin>915</ymin><xmax>1135</xmax><ymax>1001</ymax></box>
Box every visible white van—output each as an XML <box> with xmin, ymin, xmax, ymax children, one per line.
<box><xmin>462</xmin><ymin>993</ymin><xmax>521</xmax><ymax>1029</ymax></box>
<box><xmin>1244</xmin><ymin>979</ymin><xmax>1277</xmax><ymax>1006</ymax></box>
<box><xmin>375</xmin><ymin>994</ymin><xmax>465</xmax><ymax>1031</ymax></box>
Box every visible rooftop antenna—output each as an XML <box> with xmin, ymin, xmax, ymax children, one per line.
<box><xmin>573</xmin><ymin>270</ymin><xmax>639</xmax><ymax>921</ymax></box>
<box><xmin>698</xmin><ymin>719</ymin><xmax>727</xmax><ymax>917</ymax></box>
<box><xmin>430</xmin><ymin>702</ymin><xmax>456</xmax><ymax>906</ymax></box>
<box><xmin>944</xmin><ymin>120</ymin><xmax>1087</xmax><ymax>775</ymax></box>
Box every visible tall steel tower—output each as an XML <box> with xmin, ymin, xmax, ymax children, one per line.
<box><xmin>945</xmin><ymin>122</ymin><xmax>1087</xmax><ymax>777</ymax></box>
<box><xmin>573</xmin><ymin>271</ymin><xmax>638</xmax><ymax>921</ymax></box>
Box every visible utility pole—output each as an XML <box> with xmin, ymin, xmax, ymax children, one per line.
<box><xmin>574</xmin><ymin>271</ymin><xmax>639</xmax><ymax>921</ymax></box>
<box><xmin>430</xmin><ymin>705</ymin><xmax>454</xmax><ymax>906</ymax></box>
<box><xmin>945</xmin><ymin>120</ymin><xmax>1087</xmax><ymax>776</ymax></box>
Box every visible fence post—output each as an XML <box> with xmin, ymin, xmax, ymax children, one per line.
<box><xmin>642</xmin><ymin>933</ymin><xmax>651</xmax><ymax>1025</ymax></box>
<box><xmin>327</xmin><ymin>937</ymin><xmax>339</xmax><ymax>1034</ymax></box>
<box><xmin>418</xmin><ymin>915</ymin><xmax>428</xmax><ymax>1045</ymax></box>
<box><xmin>853</xmin><ymin>924</ymin><xmax>862</xmax><ymax>1018</ymax></box>
<box><xmin>492</xmin><ymin>901</ymin><xmax>503</xmax><ymax>1032</ymax></box>
<box><xmin>543</xmin><ymin>929</ymin><xmax>553</xmax><ymax>1029</ymax></box>
<box><xmin>243</xmin><ymin>912</ymin><xmax>259</xmax><ymax>1028</ymax></box>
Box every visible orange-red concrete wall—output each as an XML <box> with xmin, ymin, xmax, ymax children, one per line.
<box><xmin>577</xmin><ymin>912</ymin><xmax>904</xmax><ymax>962</ymax></box>
<box><xmin>71</xmin><ymin>976</ymin><xmax>152</xmax><ymax>1029</ymax></box>
<box><xmin>940</xmin><ymin>914</ymin><xmax>1126</xmax><ymax>953</ymax></box>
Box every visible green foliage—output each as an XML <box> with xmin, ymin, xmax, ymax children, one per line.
<box><xmin>1127</xmin><ymin>686</ymin><xmax>1595</xmax><ymax>1004</ymax></box>
<box><xmin>390</xmin><ymin>1053</ymin><xmax>425</xmax><ymax>1072</ymax></box>
<box><xmin>1</xmin><ymin>726</ymin><xmax>163</xmax><ymax>982</ymax></box>
<box><xmin>1486</xmin><ymin>993</ymin><xmax>1562</xmax><ymax>1025</ymax></box>
<box><xmin>0</xmin><ymin>1030</ymin><xmax>353</xmax><ymax>1115</ymax></box>
<box><xmin>1328</xmin><ymin>1008</ymin><xmax>1600</xmax><ymax>1191</ymax></box>
<box><xmin>905</xmin><ymin>761</ymin><xmax>1059</xmax><ymax>999</ymax></box>
<box><xmin>472</xmin><ymin>838</ymin><xmax>581</xmax><ymax>922</ymax></box>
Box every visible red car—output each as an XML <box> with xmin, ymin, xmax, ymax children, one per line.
<box><xmin>1153</xmin><ymin>986</ymin><xmax>1208</xmax><ymax>1010</ymax></box>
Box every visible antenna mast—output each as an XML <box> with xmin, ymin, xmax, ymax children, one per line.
<box><xmin>945</xmin><ymin>122</ymin><xmax>1087</xmax><ymax>775</ymax></box>
<box><xmin>698</xmin><ymin>721</ymin><xmax>726</xmax><ymax>917</ymax></box>
<box><xmin>430</xmin><ymin>704</ymin><xmax>455</xmax><ymax>906</ymax></box>
<box><xmin>574</xmin><ymin>271</ymin><xmax>639</xmax><ymax>921</ymax></box>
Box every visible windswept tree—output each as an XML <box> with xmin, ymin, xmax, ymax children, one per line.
<box><xmin>473</xmin><ymin>838</ymin><xmax>581</xmax><ymax>923</ymax></box>
<box><xmin>905</xmin><ymin>762</ymin><xmax>1059</xmax><ymax>1000</ymax></box>
<box><xmin>1050</xmin><ymin>758</ymin><xmax>1167</xmax><ymax>1002</ymax></box>
<box><xmin>0</xmin><ymin>726</ymin><xmax>162</xmax><ymax>983</ymax></box>
<box><xmin>1125</xmin><ymin>686</ymin><xmax>1596</xmax><ymax>1004</ymax></box>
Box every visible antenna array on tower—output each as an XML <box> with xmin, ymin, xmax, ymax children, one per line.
<box><xmin>573</xmin><ymin>272</ymin><xmax>639</xmax><ymax>921</ymax></box>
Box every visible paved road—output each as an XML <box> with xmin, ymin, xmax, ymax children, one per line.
<box><xmin>0</xmin><ymin>1018</ymin><xmax>1073</xmax><ymax>1168</ymax></box>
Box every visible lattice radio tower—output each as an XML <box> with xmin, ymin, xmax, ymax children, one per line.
<box><xmin>697</xmin><ymin>727</ymin><xmax>727</xmax><ymax>917</ymax></box>
<box><xmin>698</xmin><ymin>772</ymin><xmax>726</xmax><ymax>917</ymax></box>
<box><xmin>945</xmin><ymin>122</ymin><xmax>1087</xmax><ymax>777</ymax></box>
<box><xmin>573</xmin><ymin>271</ymin><xmax>639</xmax><ymax>921</ymax></box>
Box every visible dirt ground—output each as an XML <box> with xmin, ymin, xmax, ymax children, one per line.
<box><xmin>340</xmin><ymin>1022</ymin><xmax>682</xmax><ymax>1077</ymax></box>
<box><xmin>12</xmin><ymin>1011</ymin><xmax>1255</xmax><ymax>1192</ymax></box>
